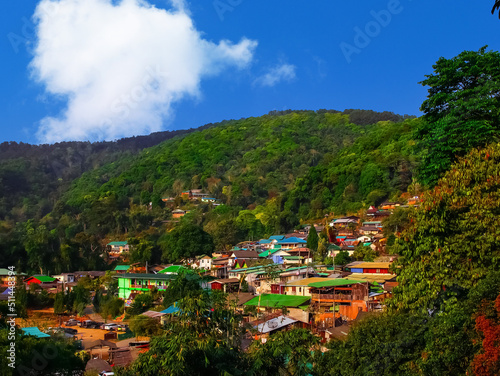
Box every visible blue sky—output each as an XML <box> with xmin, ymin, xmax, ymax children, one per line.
<box><xmin>1</xmin><ymin>0</ymin><xmax>499</xmax><ymax>144</ymax></box>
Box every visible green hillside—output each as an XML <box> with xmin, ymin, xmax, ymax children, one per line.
<box><xmin>0</xmin><ymin>125</ymin><xmax>212</xmax><ymax>222</ymax></box>
<box><xmin>64</xmin><ymin>110</ymin><xmax>419</xmax><ymax>225</ymax></box>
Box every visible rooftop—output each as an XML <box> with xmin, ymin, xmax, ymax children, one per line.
<box><xmin>277</xmin><ymin>237</ymin><xmax>307</xmax><ymax>244</ymax></box>
<box><xmin>286</xmin><ymin>277</ymin><xmax>328</xmax><ymax>287</ymax></box>
<box><xmin>244</xmin><ymin>294</ymin><xmax>310</xmax><ymax>308</ymax></box>
<box><xmin>114</xmin><ymin>273</ymin><xmax>177</xmax><ymax>281</ymax></box>
<box><xmin>26</xmin><ymin>275</ymin><xmax>56</xmax><ymax>283</ymax></box>
<box><xmin>256</xmin><ymin>315</ymin><xmax>298</xmax><ymax>334</ymax></box>
<box><xmin>114</xmin><ymin>265</ymin><xmax>130</xmax><ymax>271</ymax></box>
<box><xmin>22</xmin><ymin>327</ymin><xmax>51</xmax><ymax>338</ymax></box>
<box><xmin>308</xmin><ymin>278</ymin><xmax>366</xmax><ymax>288</ymax></box>
<box><xmin>107</xmin><ymin>241</ymin><xmax>128</xmax><ymax>246</ymax></box>
<box><xmin>350</xmin><ymin>262</ymin><xmax>392</xmax><ymax>269</ymax></box>
<box><xmin>161</xmin><ymin>303</ymin><xmax>181</xmax><ymax>315</ymax></box>
<box><xmin>158</xmin><ymin>265</ymin><xmax>187</xmax><ymax>274</ymax></box>
<box><xmin>348</xmin><ymin>273</ymin><xmax>397</xmax><ymax>283</ymax></box>
<box><xmin>0</xmin><ymin>268</ymin><xmax>25</xmax><ymax>276</ymax></box>
<box><xmin>269</xmin><ymin>235</ymin><xmax>286</xmax><ymax>241</ymax></box>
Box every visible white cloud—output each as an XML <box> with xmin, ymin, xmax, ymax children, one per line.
<box><xmin>253</xmin><ymin>63</ymin><xmax>296</xmax><ymax>87</ymax></box>
<box><xmin>30</xmin><ymin>0</ymin><xmax>257</xmax><ymax>143</ymax></box>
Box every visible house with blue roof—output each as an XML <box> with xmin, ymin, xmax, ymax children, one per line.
<box><xmin>277</xmin><ymin>237</ymin><xmax>307</xmax><ymax>250</ymax></box>
<box><xmin>259</xmin><ymin>235</ymin><xmax>306</xmax><ymax>250</ymax></box>
<box><xmin>22</xmin><ymin>327</ymin><xmax>51</xmax><ymax>338</ymax></box>
<box><xmin>269</xmin><ymin>235</ymin><xmax>286</xmax><ymax>241</ymax></box>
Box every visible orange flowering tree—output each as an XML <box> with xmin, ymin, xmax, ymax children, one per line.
<box><xmin>471</xmin><ymin>294</ymin><xmax>500</xmax><ymax>375</ymax></box>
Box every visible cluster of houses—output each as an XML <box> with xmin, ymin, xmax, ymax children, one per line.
<box><xmin>161</xmin><ymin>189</ymin><xmax>222</xmax><ymax>220</ymax></box>
<box><xmin>106</xmin><ymin>201</ymin><xmax>414</xmax><ymax>340</ymax></box>
<box><xmin>1</xmin><ymin>199</ymin><xmax>421</xmax><ymax>366</ymax></box>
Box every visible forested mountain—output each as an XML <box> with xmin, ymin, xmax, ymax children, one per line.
<box><xmin>62</xmin><ymin>110</ymin><xmax>419</xmax><ymax>227</ymax></box>
<box><xmin>0</xmin><ymin>124</ymin><xmax>214</xmax><ymax>221</ymax></box>
<box><xmin>0</xmin><ymin>109</ymin><xmax>414</xmax><ymax>224</ymax></box>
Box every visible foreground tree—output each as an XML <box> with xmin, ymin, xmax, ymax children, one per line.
<box><xmin>314</xmin><ymin>313</ymin><xmax>427</xmax><ymax>376</ymax></box>
<box><xmin>471</xmin><ymin>293</ymin><xmax>500</xmax><ymax>376</ymax></box>
<box><xmin>117</xmin><ymin>291</ymin><xmax>247</xmax><ymax>376</ymax></box>
<box><xmin>161</xmin><ymin>271</ymin><xmax>203</xmax><ymax>308</ymax></box>
<box><xmin>390</xmin><ymin>143</ymin><xmax>500</xmax><ymax>313</ymax></box>
<box><xmin>417</xmin><ymin>46</ymin><xmax>500</xmax><ymax>186</ymax></box>
<box><xmin>248</xmin><ymin>328</ymin><xmax>320</xmax><ymax>376</ymax></box>
<box><xmin>0</xmin><ymin>328</ymin><xmax>84</xmax><ymax>375</ymax></box>
<box><xmin>493</xmin><ymin>1</ymin><xmax>500</xmax><ymax>18</ymax></box>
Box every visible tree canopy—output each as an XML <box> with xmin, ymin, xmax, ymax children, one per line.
<box><xmin>390</xmin><ymin>143</ymin><xmax>500</xmax><ymax>313</ymax></box>
<box><xmin>160</xmin><ymin>223</ymin><xmax>214</xmax><ymax>262</ymax></box>
<box><xmin>417</xmin><ymin>46</ymin><xmax>500</xmax><ymax>186</ymax></box>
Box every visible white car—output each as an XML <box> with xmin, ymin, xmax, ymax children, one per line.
<box><xmin>102</xmin><ymin>323</ymin><xmax>119</xmax><ymax>331</ymax></box>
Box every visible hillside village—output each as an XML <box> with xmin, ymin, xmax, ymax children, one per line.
<box><xmin>2</xmin><ymin>193</ymin><xmax>421</xmax><ymax>373</ymax></box>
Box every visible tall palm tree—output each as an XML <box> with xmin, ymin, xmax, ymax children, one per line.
<box><xmin>493</xmin><ymin>1</ymin><xmax>500</xmax><ymax>18</ymax></box>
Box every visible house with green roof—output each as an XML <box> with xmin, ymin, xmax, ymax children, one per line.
<box><xmin>24</xmin><ymin>275</ymin><xmax>57</xmax><ymax>287</ymax></box>
<box><xmin>107</xmin><ymin>241</ymin><xmax>129</xmax><ymax>257</ymax></box>
<box><xmin>114</xmin><ymin>273</ymin><xmax>177</xmax><ymax>299</ymax></box>
<box><xmin>308</xmin><ymin>278</ymin><xmax>370</xmax><ymax>320</ymax></box>
<box><xmin>244</xmin><ymin>294</ymin><xmax>310</xmax><ymax>308</ymax></box>
<box><xmin>277</xmin><ymin>237</ymin><xmax>307</xmax><ymax>250</ymax></box>
<box><xmin>158</xmin><ymin>265</ymin><xmax>187</xmax><ymax>274</ymax></box>
<box><xmin>114</xmin><ymin>265</ymin><xmax>131</xmax><ymax>273</ymax></box>
<box><xmin>0</xmin><ymin>268</ymin><xmax>26</xmax><ymax>287</ymax></box>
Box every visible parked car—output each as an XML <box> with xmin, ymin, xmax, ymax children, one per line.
<box><xmin>64</xmin><ymin>319</ymin><xmax>79</xmax><ymax>326</ymax></box>
<box><xmin>63</xmin><ymin>328</ymin><xmax>78</xmax><ymax>335</ymax></box>
<box><xmin>101</xmin><ymin>323</ymin><xmax>119</xmax><ymax>331</ymax></box>
<box><xmin>116</xmin><ymin>324</ymin><xmax>128</xmax><ymax>332</ymax></box>
<box><xmin>80</xmin><ymin>320</ymin><xmax>102</xmax><ymax>328</ymax></box>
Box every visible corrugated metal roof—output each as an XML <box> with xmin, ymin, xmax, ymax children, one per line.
<box><xmin>0</xmin><ymin>268</ymin><xmax>25</xmax><ymax>276</ymax></box>
<box><xmin>256</xmin><ymin>316</ymin><xmax>298</xmax><ymax>333</ymax></box>
<box><xmin>269</xmin><ymin>235</ymin><xmax>286</xmax><ymax>240</ymax></box>
<box><xmin>22</xmin><ymin>327</ymin><xmax>51</xmax><ymax>338</ymax></box>
<box><xmin>107</xmin><ymin>241</ymin><xmax>128</xmax><ymax>246</ymax></box>
<box><xmin>286</xmin><ymin>277</ymin><xmax>326</xmax><ymax>286</ymax></box>
<box><xmin>158</xmin><ymin>265</ymin><xmax>186</xmax><ymax>274</ymax></box>
<box><xmin>141</xmin><ymin>310</ymin><xmax>166</xmax><ymax>318</ymax></box>
<box><xmin>308</xmin><ymin>278</ymin><xmax>365</xmax><ymax>288</ymax></box>
<box><xmin>115</xmin><ymin>273</ymin><xmax>176</xmax><ymax>280</ymax></box>
<box><xmin>161</xmin><ymin>304</ymin><xmax>181</xmax><ymax>314</ymax></box>
<box><xmin>27</xmin><ymin>275</ymin><xmax>56</xmax><ymax>283</ymax></box>
<box><xmin>278</xmin><ymin>237</ymin><xmax>307</xmax><ymax>244</ymax></box>
<box><xmin>244</xmin><ymin>294</ymin><xmax>310</xmax><ymax>307</ymax></box>
<box><xmin>348</xmin><ymin>273</ymin><xmax>396</xmax><ymax>283</ymax></box>
<box><xmin>350</xmin><ymin>262</ymin><xmax>392</xmax><ymax>269</ymax></box>
<box><xmin>114</xmin><ymin>265</ymin><xmax>130</xmax><ymax>271</ymax></box>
